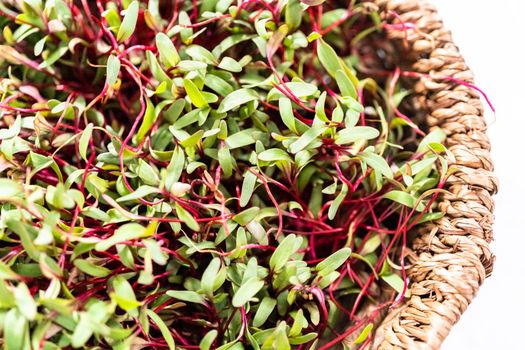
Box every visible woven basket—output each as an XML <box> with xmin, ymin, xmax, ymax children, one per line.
<box><xmin>343</xmin><ymin>1</ymin><xmax>498</xmax><ymax>349</ymax></box>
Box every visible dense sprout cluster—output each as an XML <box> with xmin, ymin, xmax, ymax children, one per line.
<box><xmin>0</xmin><ymin>1</ymin><xmax>449</xmax><ymax>349</ymax></box>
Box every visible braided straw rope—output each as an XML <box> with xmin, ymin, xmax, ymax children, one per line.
<box><xmin>344</xmin><ymin>1</ymin><xmax>498</xmax><ymax>349</ymax></box>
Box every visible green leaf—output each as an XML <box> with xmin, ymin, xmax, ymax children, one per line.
<box><xmin>218</xmin><ymin>144</ymin><xmax>233</xmax><ymax>177</ymax></box>
<box><xmin>45</xmin><ymin>183</ymin><xmax>75</xmax><ymax>209</ymax></box>
<box><xmin>246</xmin><ymin>329</ymin><xmax>261</xmax><ymax>350</ymax></box>
<box><xmin>289</xmin><ymin>333</ymin><xmax>318</xmax><ymax>345</ymax></box>
<box><xmin>328</xmin><ymin>183</ymin><xmax>348</xmax><ymax>220</ymax></box>
<box><xmin>335</xmin><ymin>69</ymin><xmax>357</xmax><ymax>99</ymax></box>
<box><xmin>0</xmin><ymin>178</ymin><xmax>23</xmax><ymax>200</ymax></box>
<box><xmin>417</xmin><ymin>128</ymin><xmax>446</xmax><ymax>153</ymax></box>
<box><xmin>14</xmin><ymin>283</ymin><xmax>37</xmax><ymax>320</ymax></box>
<box><xmin>178</xmin><ymin>60</ymin><xmax>207</xmax><ymax>71</ymax></box>
<box><xmin>0</xmin><ymin>115</ymin><xmax>22</xmax><ymax>140</ymax></box>
<box><xmin>307</xmin><ymin>31</ymin><xmax>322</xmax><ymax>42</ymax></box>
<box><xmin>112</xmin><ymin>275</ymin><xmax>141</xmax><ymax>313</ymax></box>
<box><xmin>95</xmin><ymin>223</ymin><xmax>147</xmax><ymax>251</ymax></box>
<box><xmin>178</xmin><ymin>11</ymin><xmax>193</xmax><ymax>44</ymax></box>
<box><xmin>218</xmin><ymin>56</ymin><xmax>242</xmax><ymax>72</ymax></box>
<box><xmin>240</xmin><ymin>170</ymin><xmax>257</xmax><ymax>207</ymax></box>
<box><xmin>304</xmin><ymin>302</ymin><xmax>319</xmax><ymax>325</ymax></box>
<box><xmin>410</xmin><ymin>155</ymin><xmax>438</xmax><ymax>176</ymax></box>
<box><xmin>233</xmin><ymin>207</ymin><xmax>259</xmax><ymax>225</ymax></box>
<box><xmin>267</xmin><ymin>82</ymin><xmax>318</xmax><ymax>101</ymax></box>
<box><xmin>117</xmin><ymin>0</ymin><xmax>139</xmax><ymax>41</ymax></box>
<box><xmin>204</xmin><ymin>74</ymin><xmax>234</xmax><ymax>96</ymax></box>
<box><xmin>384</xmin><ymin>191</ymin><xmax>425</xmax><ymax>212</ymax></box>
<box><xmin>315</xmin><ymin>247</ymin><xmax>351</xmax><ymax>275</ymax></box>
<box><xmin>164</xmin><ymin>99</ymin><xmax>186</xmax><ymax>123</ymax></box>
<box><xmin>79</xmin><ymin>123</ymin><xmax>92</xmax><ymax>161</ymax></box>
<box><xmin>381</xmin><ymin>273</ymin><xmax>410</xmax><ymax>297</ymax></box>
<box><xmin>34</xmin><ymin>36</ymin><xmax>46</xmax><ymax>56</ymax></box>
<box><xmin>200</xmin><ymin>330</ymin><xmax>218</xmax><ymax>350</ymax></box>
<box><xmin>0</xmin><ymin>261</ymin><xmax>19</xmax><ymax>280</ymax></box>
<box><xmin>217</xmin><ymin>120</ymin><xmax>227</xmax><ymax>140</ymax></box>
<box><xmin>104</xmin><ymin>7</ymin><xmax>122</xmax><ymax>31</ymax></box>
<box><xmin>146</xmin><ymin>309</ymin><xmax>176</xmax><ymax>350</ymax></box>
<box><xmin>218</xmin><ymin>88</ymin><xmax>258</xmax><ymax>113</ymax></box>
<box><xmin>335</xmin><ymin>126</ymin><xmax>379</xmax><ymax>145</ymax></box>
<box><xmin>289</xmin><ymin>309</ymin><xmax>307</xmax><ymax>337</ymax></box>
<box><xmin>261</xmin><ymin>24</ymin><xmax>282</xmax><ymax>57</ymax></box>
<box><xmin>136</xmin><ymin>99</ymin><xmax>157</xmax><ymax>143</ymax></box>
<box><xmin>143</xmin><ymin>239</ymin><xmax>168</xmax><ymax>265</ymax></box>
<box><xmin>74</xmin><ymin>259</ymin><xmax>111</xmax><ymax>277</ymax></box>
<box><xmin>180</xmin><ymin>130</ymin><xmax>204</xmax><ymax>148</ymax></box>
<box><xmin>30</xmin><ymin>319</ymin><xmax>51</xmax><ymax>350</ymax></box>
<box><xmin>360</xmin><ymin>233</ymin><xmax>381</xmax><ymax>256</ymax></box>
<box><xmin>242</xmin><ymin>260</ymin><xmax>259</xmax><ymax>284</ymax></box>
<box><xmin>4</xmin><ymin>309</ymin><xmax>28</xmax><ymax>350</ymax></box>
<box><xmin>40</xmin><ymin>254</ymin><xmax>63</xmax><ymax>278</ymax></box>
<box><xmin>71</xmin><ymin>315</ymin><xmax>93</xmax><ymax>348</ymax></box>
<box><xmin>106</xmin><ymin>55</ymin><xmax>120</xmax><ymax>86</ymax></box>
<box><xmin>315</xmin><ymin>91</ymin><xmax>328</xmax><ymax>122</ymax></box>
<box><xmin>136</xmin><ymin>159</ymin><xmax>160</xmax><ymax>185</ymax></box>
<box><xmin>289</xmin><ymin>126</ymin><xmax>326</xmax><ymax>154</ymax></box>
<box><xmin>186</xmin><ymin>45</ymin><xmax>217</xmax><ymax>64</ymax></box>
<box><xmin>258</xmin><ymin>148</ymin><xmax>293</xmax><ymax>163</ymax></box>
<box><xmin>322</xmin><ymin>180</ymin><xmax>338</xmax><ymax>195</ymax></box>
<box><xmin>232</xmin><ymin>276</ymin><xmax>265</xmax><ymax>307</ymax></box>
<box><xmin>321</xmin><ymin>9</ymin><xmax>346</xmax><ymax>28</ymax></box>
<box><xmin>360</xmin><ymin>151</ymin><xmax>393</xmax><ymax>179</ymax></box>
<box><xmin>317</xmin><ymin>270</ymin><xmax>339</xmax><ymax>289</ymax></box>
<box><xmin>354</xmin><ymin>323</ymin><xmax>374</xmax><ymax>345</ymax></box>
<box><xmin>317</xmin><ymin>39</ymin><xmax>341</xmax><ymax>78</ymax></box>
<box><xmin>156</xmin><ymin>32</ymin><xmax>180</xmax><ymax>68</ymax></box>
<box><xmin>29</xmin><ymin>151</ymin><xmax>63</xmax><ymax>183</ymax></box>
<box><xmin>253</xmin><ymin>297</ymin><xmax>277</xmax><ymax>327</ymax></box>
<box><xmin>39</xmin><ymin>44</ymin><xmax>68</xmax><ymax>69</ymax></box>
<box><xmin>146</xmin><ymin>50</ymin><xmax>170</xmax><ymax>84</ymax></box>
<box><xmin>412</xmin><ymin>212</ymin><xmax>444</xmax><ymax>225</ymax></box>
<box><xmin>285</xmin><ymin>0</ymin><xmax>302</xmax><ymax>30</ymax></box>
<box><xmin>175</xmin><ymin>203</ymin><xmax>200</xmax><ymax>231</ymax></box>
<box><xmin>279</xmin><ymin>98</ymin><xmax>297</xmax><ymax>133</ymax></box>
<box><xmin>273</xmin><ymin>321</ymin><xmax>291</xmax><ymax>350</ymax></box>
<box><xmin>165</xmin><ymin>146</ymin><xmax>185</xmax><ymax>190</ymax></box>
<box><xmin>116</xmin><ymin>185</ymin><xmax>160</xmax><ymax>202</ymax></box>
<box><xmin>5</xmin><ymin>220</ymin><xmax>39</xmax><ymax>261</ymax></box>
<box><xmin>269</xmin><ymin>234</ymin><xmax>302</xmax><ymax>271</ymax></box>
<box><xmin>226</xmin><ymin>129</ymin><xmax>256</xmax><ymax>149</ymax></box>
<box><xmin>24</xmin><ymin>0</ymin><xmax>42</xmax><ymax>13</ymax></box>
<box><xmin>184</xmin><ymin>78</ymin><xmax>208</xmax><ymax>108</ymax></box>
<box><xmin>167</xmin><ymin>290</ymin><xmax>205</xmax><ymax>304</ymax></box>
<box><xmin>216</xmin><ymin>340</ymin><xmax>241</xmax><ymax>350</ymax></box>
<box><xmin>115</xmin><ymin>246</ymin><xmax>134</xmax><ymax>271</ymax></box>
<box><xmin>201</xmin><ymin>257</ymin><xmax>221</xmax><ymax>295</ymax></box>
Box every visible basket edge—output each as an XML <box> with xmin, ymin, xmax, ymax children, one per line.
<box><xmin>366</xmin><ymin>1</ymin><xmax>498</xmax><ymax>349</ymax></box>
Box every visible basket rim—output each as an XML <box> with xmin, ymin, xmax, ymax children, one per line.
<box><xmin>347</xmin><ymin>1</ymin><xmax>498</xmax><ymax>349</ymax></box>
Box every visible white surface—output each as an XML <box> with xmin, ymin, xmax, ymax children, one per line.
<box><xmin>428</xmin><ymin>1</ymin><xmax>525</xmax><ymax>349</ymax></box>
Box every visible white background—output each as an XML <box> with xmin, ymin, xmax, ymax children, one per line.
<box><xmin>427</xmin><ymin>1</ymin><xmax>525</xmax><ymax>349</ymax></box>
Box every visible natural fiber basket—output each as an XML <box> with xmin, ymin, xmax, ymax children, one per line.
<box><xmin>344</xmin><ymin>1</ymin><xmax>498</xmax><ymax>349</ymax></box>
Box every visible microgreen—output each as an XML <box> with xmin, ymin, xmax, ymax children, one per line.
<box><xmin>0</xmin><ymin>1</ymin><xmax>455</xmax><ymax>349</ymax></box>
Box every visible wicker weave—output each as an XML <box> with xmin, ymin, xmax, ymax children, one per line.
<box><xmin>343</xmin><ymin>1</ymin><xmax>498</xmax><ymax>349</ymax></box>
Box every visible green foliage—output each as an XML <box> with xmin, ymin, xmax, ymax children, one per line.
<box><xmin>0</xmin><ymin>0</ymin><xmax>448</xmax><ymax>348</ymax></box>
